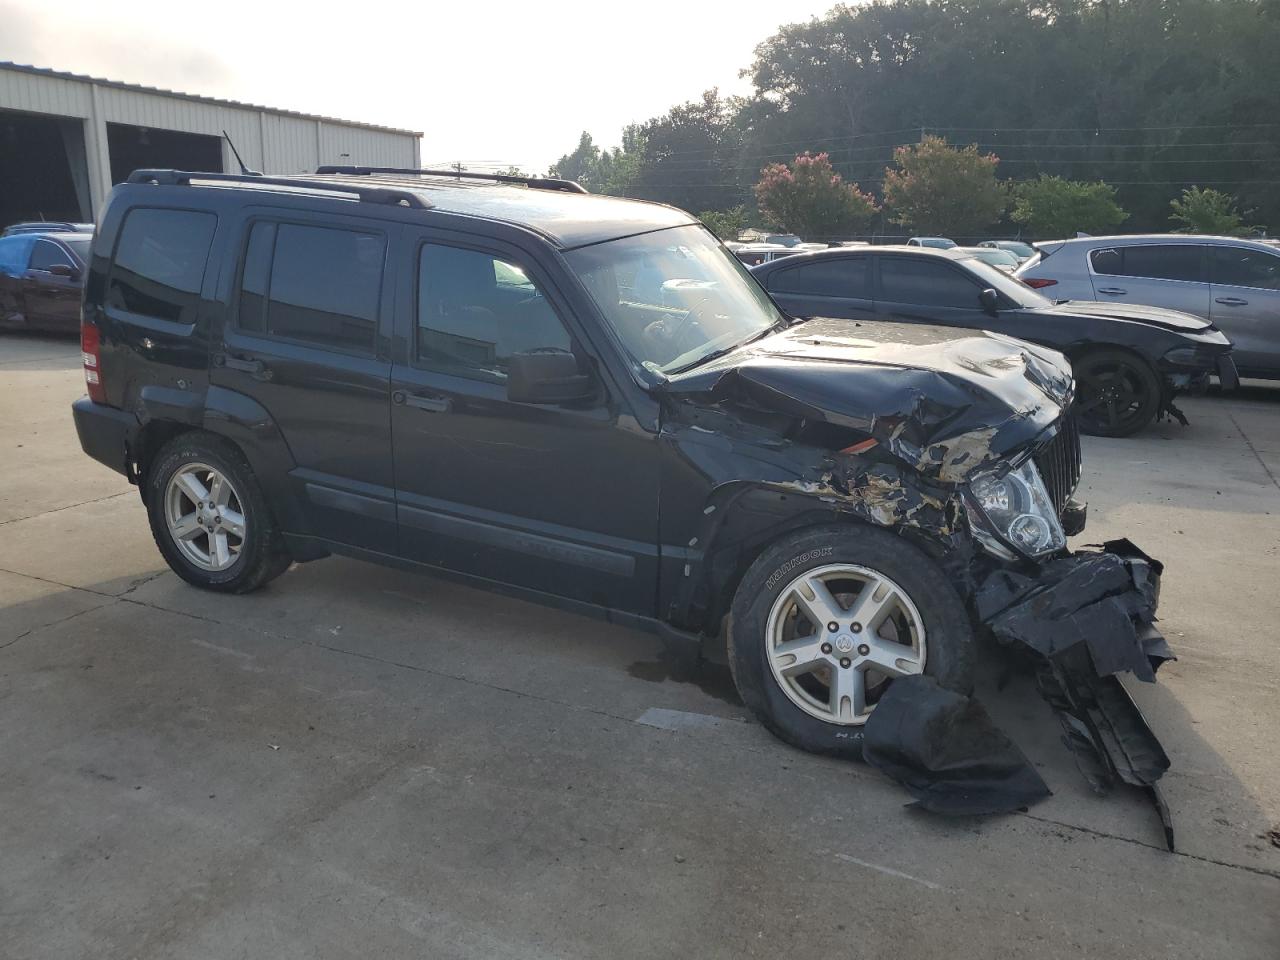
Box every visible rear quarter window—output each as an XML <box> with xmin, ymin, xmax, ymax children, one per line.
<box><xmin>108</xmin><ymin>208</ymin><xmax>217</xmax><ymax>324</ymax></box>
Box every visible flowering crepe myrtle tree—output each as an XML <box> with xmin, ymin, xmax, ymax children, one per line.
<box><xmin>883</xmin><ymin>136</ymin><xmax>1007</xmax><ymax>237</ymax></box>
<box><xmin>753</xmin><ymin>152</ymin><xmax>879</xmax><ymax>241</ymax></box>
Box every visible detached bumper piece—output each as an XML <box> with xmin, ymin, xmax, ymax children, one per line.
<box><xmin>976</xmin><ymin>539</ymin><xmax>1177</xmax><ymax>849</ymax></box>
<box><xmin>862</xmin><ymin>676</ymin><xmax>1051</xmax><ymax>816</ymax></box>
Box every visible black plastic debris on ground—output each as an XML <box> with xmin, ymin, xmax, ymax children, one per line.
<box><xmin>862</xmin><ymin>675</ymin><xmax>1051</xmax><ymax>816</ymax></box>
<box><xmin>976</xmin><ymin>539</ymin><xmax>1177</xmax><ymax>850</ymax></box>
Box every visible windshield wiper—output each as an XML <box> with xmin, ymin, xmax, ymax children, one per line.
<box><xmin>667</xmin><ymin>319</ymin><xmax>784</xmax><ymax>375</ymax></box>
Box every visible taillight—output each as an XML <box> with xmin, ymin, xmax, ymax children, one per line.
<box><xmin>1023</xmin><ymin>277</ymin><xmax>1058</xmax><ymax>289</ymax></box>
<box><xmin>80</xmin><ymin>322</ymin><xmax>106</xmax><ymax>403</ymax></box>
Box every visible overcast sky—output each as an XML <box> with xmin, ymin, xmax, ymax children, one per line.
<box><xmin>1</xmin><ymin>0</ymin><xmax>844</xmax><ymax>173</ymax></box>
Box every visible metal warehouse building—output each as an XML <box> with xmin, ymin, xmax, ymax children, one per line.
<box><xmin>0</xmin><ymin>62</ymin><xmax>423</xmax><ymax>229</ymax></box>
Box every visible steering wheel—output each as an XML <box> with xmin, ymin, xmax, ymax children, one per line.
<box><xmin>643</xmin><ymin>297</ymin><xmax>713</xmax><ymax>360</ymax></box>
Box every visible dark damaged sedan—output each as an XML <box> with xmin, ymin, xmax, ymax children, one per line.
<box><xmin>74</xmin><ymin>169</ymin><xmax>1175</xmax><ymax>829</ymax></box>
<box><xmin>751</xmin><ymin>245</ymin><xmax>1238</xmax><ymax>437</ymax></box>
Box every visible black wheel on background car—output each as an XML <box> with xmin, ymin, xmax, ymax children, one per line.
<box><xmin>145</xmin><ymin>432</ymin><xmax>292</xmax><ymax>593</ymax></box>
<box><xmin>727</xmin><ymin>523</ymin><xmax>974</xmax><ymax>759</ymax></box>
<box><xmin>1073</xmin><ymin>349</ymin><xmax>1162</xmax><ymax>437</ymax></box>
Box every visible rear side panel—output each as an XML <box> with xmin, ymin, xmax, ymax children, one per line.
<box><xmin>85</xmin><ymin>192</ymin><xmax>222</xmax><ymax>416</ymax></box>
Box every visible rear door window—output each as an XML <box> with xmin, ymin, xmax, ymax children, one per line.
<box><xmin>769</xmin><ymin>258</ymin><xmax>870</xmax><ymax>298</ymax></box>
<box><xmin>236</xmin><ymin>221</ymin><xmax>386</xmax><ymax>355</ymax></box>
<box><xmin>108</xmin><ymin>208</ymin><xmax>217</xmax><ymax>324</ymax></box>
<box><xmin>1211</xmin><ymin>246</ymin><xmax>1280</xmax><ymax>291</ymax></box>
<box><xmin>879</xmin><ymin>257</ymin><xmax>981</xmax><ymax>308</ymax></box>
<box><xmin>1090</xmin><ymin>244</ymin><xmax>1205</xmax><ymax>283</ymax></box>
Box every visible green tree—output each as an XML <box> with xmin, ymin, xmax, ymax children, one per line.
<box><xmin>883</xmin><ymin>136</ymin><xmax>1006</xmax><ymax>236</ymax></box>
<box><xmin>1169</xmin><ymin>187</ymin><xmax>1257</xmax><ymax>236</ymax></box>
<box><xmin>629</xmin><ymin>90</ymin><xmax>744</xmax><ymax>213</ymax></box>
<box><xmin>753</xmin><ymin>152</ymin><xmax>879</xmax><ymax>240</ymax></box>
<box><xmin>698</xmin><ymin>206</ymin><xmax>749</xmax><ymax>241</ymax></box>
<box><xmin>1011</xmin><ymin>175</ymin><xmax>1128</xmax><ymax>239</ymax></box>
<box><xmin>548</xmin><ymin>131</ymin><xmax>641</xmax><ymax>195</ymax></box>
<box><xmin>743</xmin><ymin>0</ymin><xmax>1280</xmax><ymax>232</ymax></box>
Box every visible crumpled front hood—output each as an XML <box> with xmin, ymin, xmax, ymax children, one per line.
<box><xmin>664</xmin><ymin>317</ymin><xmax>1073</xmax><ymax>483</ymax></box>
<box><xmin>1038</xmin><ymin>300</ymin><xmax>1211</xmax><ymax>333</ymax></box>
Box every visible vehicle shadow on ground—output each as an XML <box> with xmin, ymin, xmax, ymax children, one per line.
<box><xmin>2</xmin><ymin>553</ymin><xmax>1275</xmax><ymax>874</ymax></box>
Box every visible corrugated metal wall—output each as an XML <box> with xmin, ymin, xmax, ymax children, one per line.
<box><xmin>0</xmin><ymin>64</ymin><xmax>421</xmax><ymax>215</ymax></box>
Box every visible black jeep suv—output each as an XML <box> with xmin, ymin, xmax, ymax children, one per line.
<box><xmin>74</xmin><ymin>167</ymin><xmax>1123</xmax><ymax>759</ymax></box>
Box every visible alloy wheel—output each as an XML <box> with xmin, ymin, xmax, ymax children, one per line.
<box><xmin>765</xmin><ymin>563</ymin><xmax>926</xmax><ymax>725</ymax></box>
<box><xmin>1076</xmin><ymin>358</ymin><xmax>1153</xmax><ymax>434</ymax></box>
<box><xmin>164</xmin><ymin>462</ymin><xmax>246</xmax><ymax>571</ymax></box>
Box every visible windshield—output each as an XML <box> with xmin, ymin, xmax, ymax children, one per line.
<box><xmin>961</xmin><ymin>257</ymin><xmax>1053</xmax><ymax>308</ymax></box>
<box><xmin>1000</xmin><ymin>241</ymin><xmax>1035</xmax><ymax>258</ymax></box>
<box><xmin>919</xmin><ymin>237</ymin><xmax>956</xmax><ymax>249</ymax></box>
<box><xmin>566</xmin><ymin>225</ymin><xmax>784</xmax><ymax>377</ymax></box>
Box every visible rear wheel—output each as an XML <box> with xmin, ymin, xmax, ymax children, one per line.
<box><xmin>145</xmin><ymin>432</ymin><xmax>292</xmax><ymax>593</ymax></box>
<box><xmin>727</xmin><ymin>524</ymin><xmax>974</xmax><ymax>758</ymax></box>
<box><xmin>1074</xmin><ymin>349</ymin><xmax>1162</xmax><ymax>437</ymax></box>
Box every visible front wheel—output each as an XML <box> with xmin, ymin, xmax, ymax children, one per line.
<box><xmin>727</xmin><ymin>524</ymin><xmax>974</xmax><ymax>758</ymax></box>
<box><xmin>1073</xmin><ymin>349</ymin><xmax>1162</xmax><ymax>437</ymax></box>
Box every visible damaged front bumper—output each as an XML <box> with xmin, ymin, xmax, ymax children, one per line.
<box><xmin>864</xmin><ymin>538</ymin><xmax>1179</xmax><ymax>849</ymax></box>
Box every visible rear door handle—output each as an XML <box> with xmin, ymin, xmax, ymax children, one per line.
<box><xmin>393</xmin><ymin>390</ymin><xmax>451</xmax><ymax>413</ymax></box>
<box><xmin>1215</xmin><ymin>296</ymin><xmax>1249</xmax><ymax>306</ymax></box>
<box><xmin>1096</xmin><ymin>287</ymin><xmax>1127</xmax><ymax>295</ymax></box>
<box><xmin>218</xmin><ymin>354</ymin><xmax>272</xmax><ymax>380</ymax></box>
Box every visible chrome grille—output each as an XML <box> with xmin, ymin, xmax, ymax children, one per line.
<box><xmin>1034</xmin><ymin>414</ymin><xmax>1082</xmax><ymax>517</ymax></box>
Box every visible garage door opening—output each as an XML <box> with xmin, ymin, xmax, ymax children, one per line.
<box><xmin>108</xmin><ymin>123</ymin><xmax>223</xmax><ymax>184</ymax></box>
<box><xmin>0</xmin><ymin>109</ymin><xmax>90</xmax><ymax>230</ymax></box>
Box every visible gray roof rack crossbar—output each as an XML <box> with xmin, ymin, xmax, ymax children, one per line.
<box><xmin>125</xmin><ymin>169</ymin><xmax>432</xmax><ymax>209</ymax></box>
<box><xmin>314</xmin><ymin>165</ymin><xmax>588</xmax><ymax>195</ymax></box>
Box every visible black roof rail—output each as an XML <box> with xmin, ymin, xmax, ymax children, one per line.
<box><xmin>125</xmin><ymin>169</ymin><xmax>432</xmax><ymax>209</ymax></box>
<box><xmin>314</xmin><ymin>165</ymin><xmax>588</xmax><ymax>195</ymax></box>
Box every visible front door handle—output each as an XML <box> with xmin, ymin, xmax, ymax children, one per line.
<box><xmin>1214</xmin><ymin>296</ymin><xmax>1249</xmax><ymax>306</ymax></box>
<box><xmin>1096</xmin><ymin>287</ymin><xmax>1127</xmax><ymax>295</ymax></box>
<box><xmin>393</xmin><ymin>390</ymin><xmax>451</xmax><ymax>413</ymax></box>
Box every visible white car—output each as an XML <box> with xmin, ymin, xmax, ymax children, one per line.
<box><xmin>956</xmin><ymin>246</ymin><xmax>1021</xmax><ymax>273</ymax></box>
<box><xmin>907</xmin><ymin>236</ymin><xmax>956</xmax><ymax>249</ymax></box>
<box><xmin>978</xmin><ymin>239</ymin><xmax>1036</xmax><ymax>263</ymax></box>
<box><xmin>1016</xmin><ymin>233</ymin><xmax>1280</xmax><ymax>378</ymax></box>
<box><xmin>732</xmin><ymin>243</ymin><xmax>802</xmax><ymax>266</ymax></box>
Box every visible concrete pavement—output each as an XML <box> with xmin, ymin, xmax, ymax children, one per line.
<box><xmin>1</xmin><ymin>333</ymin><xmax>1277</xmax><ymax>958</ymax></box>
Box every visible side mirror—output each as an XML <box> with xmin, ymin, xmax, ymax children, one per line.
<box><xmin>507</xmin><ymin>350</ymin><xmax>593</xmax><ymax>404</ymax></box>
<box><xmin>978</xmin><ymin>287</ymin><xmax>999</xmax><ymax>316</ymax></box>
<box><xmin>48</xmin><ymin>263</ymin><xmax>79</xmax><ymax>280</ymax></box>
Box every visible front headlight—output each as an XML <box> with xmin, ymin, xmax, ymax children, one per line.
<box><xmin>967</xmin><ymin>459</ymin><xmax>1065</xmax><ymax>558</ymax></box>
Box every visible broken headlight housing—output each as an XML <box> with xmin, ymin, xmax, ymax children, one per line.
<box><xmin>966</xmin><ymin>459</ymin><xmax>1066</xmax><ymax>559</ymax></box>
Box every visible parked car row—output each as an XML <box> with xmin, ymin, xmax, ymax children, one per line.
<box><xmin>750</xmin><ymin>245</ymin><xmax>1237</xmax><ymax>437</ymax></box>
<box><xmin>1017</xmin><ymin>234</ymin><xmax>1280</xmax><ymax>378</ymax></box>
